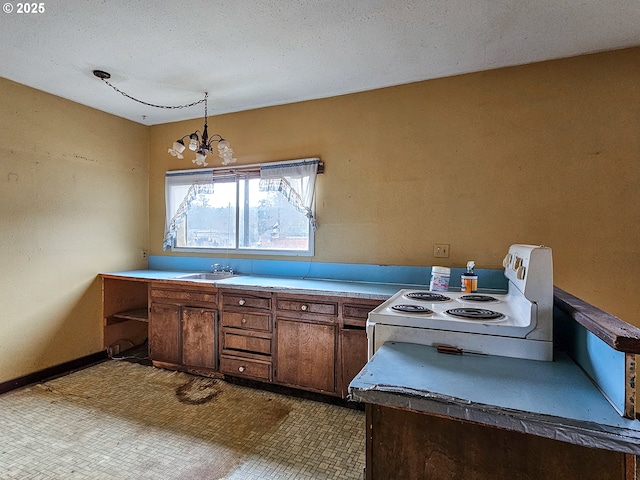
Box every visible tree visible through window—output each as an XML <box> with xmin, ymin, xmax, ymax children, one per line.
<box><xmin>179</xmin><ymin>180</ymin><xmax>237</xmax><ymax>248</ymax></box>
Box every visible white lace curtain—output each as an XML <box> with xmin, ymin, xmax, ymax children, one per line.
<box><xmin>163</xmin><ymin>169</ymin><xmax>214</xmax><ymax>250</ymax></box>
<box><xmin>259</xmin><ymin>158</ymin><xmax>320</xmax><ymax>230</ymax></box>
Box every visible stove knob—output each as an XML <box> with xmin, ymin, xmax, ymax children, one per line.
<box><xmin>514</xmin><ymin>257</ymin><xmax>522</xmax><ymax>269</ymax></box>
<box><xmin>503</xmin><ymin>254</ymin><xmax>512</xmax><ymax>268</ymax></box>
<box><xmin>516</xmin><ymin>265</ymin><xmax>526</xmax><ymax>280</ymax></box>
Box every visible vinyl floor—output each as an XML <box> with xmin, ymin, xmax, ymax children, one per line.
<box><xmin>0</xmin><ymin>360</ymin><xmax>365</xmax><ymax>479</ymax></box>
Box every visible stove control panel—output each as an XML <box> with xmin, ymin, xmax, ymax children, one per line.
<box><xmin>503</xmin><ymin>253</ymin><xmax>527</xmax><ymax>275</ymax></box>
<box><xmin>504</xmin><ymin>245</ymin><xmax>553</xmax><ymax>304</ymax></box>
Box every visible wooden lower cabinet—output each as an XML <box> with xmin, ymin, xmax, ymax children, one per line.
<box><xmin>340</xmin><ymin>327</ymin><xmax>368</xmax><ymax>398</ymax></box>
<box><xmin>181</xmin><ymin>307</ymin><xmax>217</xmax><ymax>369</ymax></box>
<box><xmin>149</xmin><ymin>284</ymin><xmax>218</xmax><ymax>375</ymax></box>
<box><xmin>149</xmin><ymin>303</ymin><xmax>218</xmax><ymax>371</ymax></box>
<box><xmin>149</xmin><ymin>303</ymin><xmax>180</xmax><ymax>364</ymax></box>
<box><xmin>275</xmin><ymin>318</ymin><xmax>337</xmax><ymax>394</ymax></box>
<box><xmin>102</xmin><ymin>277</ymin><xmax>149</xmax><ymax>354</ymax></box>
<box><xmin>340</xmin><ymin>299</ymin><xmax>381</xmax><ymax>397</ymax></box>
<box><xmin>219</xmin><ymin>289</ymin><xmax>274</xmax><ymax>382</ymax></box>
<box><xmin>115</xmin><ymin>282</ymin><xmax>382</xmax><ymax>399</ymax></box>
<box><xmin>366</xmin><ymin>404</ymin><xmax>634</xmax><ymax>480</ymax></box>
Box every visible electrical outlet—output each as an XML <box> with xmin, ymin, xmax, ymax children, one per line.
<box><xmin>141</xmin><ymin>250</ymin><xmax>148</xmax><ymax>259</ymax></box>
<box><xmin>434</xmin><ymin>244</ymin><xmax>450</xmax><ymax>258</ymax></box>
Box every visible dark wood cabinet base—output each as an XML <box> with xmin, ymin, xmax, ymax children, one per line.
<box><xmin>366</xmin><ymin>404</ymin><xmax>635</xmax><ymax>480</ymax></box>
<box><xmin>102</xmin><ymin>275</ymin><xmax>383</xmax><ymax>400</ymax></box>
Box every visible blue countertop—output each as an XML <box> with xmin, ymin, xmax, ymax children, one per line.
<box><xmin>349</xmin><ymin>342</ymin><xmax>640</xmax><ymax>454</ymax></box>
<box><xmin>101</xmin><ymin>269</ymin><xmax>418</xmax><ymax>300</ymax></box>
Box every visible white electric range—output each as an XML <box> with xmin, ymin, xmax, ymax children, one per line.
<box><xmin>366</xmin><ymin>244</ymin><xmax>554</xmax><ymax>361</ymax></box>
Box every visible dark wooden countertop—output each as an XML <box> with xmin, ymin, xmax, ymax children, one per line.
<box><xmin>554</xmin><ymin>287</ymin><xmax>640</xmax><ymax>353</ymax></box>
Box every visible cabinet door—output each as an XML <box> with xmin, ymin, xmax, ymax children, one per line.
<box><xmin>366</xmin><ymin>405</ymin><xmax>629</xmax><ymax>480</ymax></box>
<box><xmin>275</xmin><ymin>318</ymin><xmax>336</xmax><ymax>394</ymax></box>
<box><xmin>149</xmin><ymin>303</ymin><xmax>180</xmax><ymax>364</ymax></box>
<box><xmin>182</xmin><ymin>307</ymin><xmax>217</xmax><ymax>370</ymax></box>
<box><xmin>340</xmin><ymin>327</ymin><xmax>368</xmax><ymax>398</ymax></box>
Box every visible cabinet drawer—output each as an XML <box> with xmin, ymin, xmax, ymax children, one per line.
<box><xmin>343</xmin><ymin>302</ymin><xmax>380</xmax><ymax>320</ymax></box>
<box><xmin>222</xmin><ymin>292</ymin><xmax>272</xmax><ymax>310</ymax></box>
<box><xmin>221</xmin><ymin>311</ymin><xmax>272</xmax><ymax>331</ymax></box>
<box><xmin>343</xmin><ymin>300</ymin><xmax>382</xmax><ymax>327</ymax></box>
<box><xmin>277</xmin><ymin>298</ymin><xmax>338</xmax><ymax>316</ymax></box>
<box><xmin>222</xmin><ymin>330</ymin><xmax>272</xmax><ymax>355</ymax></box>
<box><xmin>220</xmin><ymin>355</ymin><xmax>272</xmax><ymax>381</ymax></box>
<box><xmin>150</xmin><ymin>288</ymin><xmax>217</xmax><ymax>305</ymax></box>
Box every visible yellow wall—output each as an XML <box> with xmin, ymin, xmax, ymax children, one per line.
<box><xmin>150</xmin><ymin>48</ymin><xmax>640</xmax><ymax>327</ymax></box>
<box><xmin>0</xmin><ymin>78</ymin><xmax>149</xmax><ymax>383</ymax></box>
<box><xmin>1</xmin><ymin>47</ymin><xmax>637</xmax><ymax>384</ymax></box>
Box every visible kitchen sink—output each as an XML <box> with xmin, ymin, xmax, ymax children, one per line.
<box><xmin>173</xmin><ymin>272</ymin><xmax>235</xmax><ymax>282</ymax></box>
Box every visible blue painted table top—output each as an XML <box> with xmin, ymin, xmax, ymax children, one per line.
<box><xmin>349</xmin><ymin>342</ymin><xmax>640</xmax><ymax>454</ymax></box>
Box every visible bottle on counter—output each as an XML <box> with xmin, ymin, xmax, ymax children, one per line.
<box><xmin>461</xmin><ymin>261</ymin><xmax>478</xmax><ymax>293</ymax></box>
<box><xmin>429</xmin><ymin>266</ymin><xmax>451</xmax><ymax>291</ymax></box>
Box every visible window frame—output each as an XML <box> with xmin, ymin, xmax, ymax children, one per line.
<box><xmin>165</xmin><ymin>161</ymin><xmax>320</xmax><ymax>257</ymax></box>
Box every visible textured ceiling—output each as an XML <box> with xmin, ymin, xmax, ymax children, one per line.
<box><xmin>1</xmin><ymin>0</ymin><xmax>639</xmax><ymax>125</ymax></box>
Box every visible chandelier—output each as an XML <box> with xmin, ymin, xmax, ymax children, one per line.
<box><xmin>93</xmin><ymin>70</ymin><xmax>236</xmax><ymax>167</ymax></box>
<box><xmin>167</xmin><ymin>92</ymin><xmax>235</xmax><ymax>166</ymax></box>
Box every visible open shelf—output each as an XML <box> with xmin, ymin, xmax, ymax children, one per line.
<box><xmin>105</xmin><ymin>308</ymin><xmax>149</xmax><ymax>325</ymax></box>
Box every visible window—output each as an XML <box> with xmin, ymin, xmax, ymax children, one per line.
<box><xmin>164</xmin><ymin>159</ymin><xmax>320</xmax><ymax>256</ymax></box>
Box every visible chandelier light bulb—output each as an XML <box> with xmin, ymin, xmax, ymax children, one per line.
<box><xmin>216</xmin><ymin>139</ymin><xmax>236</xmax><ymax>164</ymax></box>
<box><xmin>194</xmin><ymin>150</ymin><xmax>208</xmax><ymax>167</ymax></box>
<box><xmin>217</xmin><ymin>140</ymin><xmax>230</xmax><ymax>153</ymax></box>
<box><xmin>168</xmin><ymin>140</ymin><xmax>186</xmax><ymax>159</ymax></box>
<box><xmin>188</xmin><ymin>134</ymin><xmax>199</xmax><ymax>151</ymax></box>
<box><xmin>220</xmin><ymin>153</ymin><xmax>237</xmax><ymax>165</ymax></box>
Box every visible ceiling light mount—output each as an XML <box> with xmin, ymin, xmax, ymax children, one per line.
<box><xmin>92</xmin><ymin>70</ymin><xmax>111</xmax><ymax>80</ymax></box>
<box><xmin>93</xmin><ymin>69</ymin><xmax>236</xmax><ymax>166</ymax></box>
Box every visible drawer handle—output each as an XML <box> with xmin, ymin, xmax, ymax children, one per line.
<box><xmin>238</xmin><ymin>299</ymin><xmax>246</xmax><ymax>306</ymax></box>
<box><xmin>241</xmin><ymin>317</ymin><xmax>247</xmax><ymax>324</ymax></box>
<box><xmin>238</xmin><ymin>366</ymin><xmax>246</xmax><ymax>373</ymax></box>
<box><xmin>301</xmin><ymin>304</ymin><xmax>308</xmax><ymax>311</ymax></box>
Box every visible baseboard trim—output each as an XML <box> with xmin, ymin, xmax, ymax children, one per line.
<box><xmin>0</xmin><ymin>350</ymin><xmax>109</xmax><ymax>395</ymax></box>
<box><xmin>224</xmin><ymin>375</ymin><xmax>365</xmax><ymax>411</ymax></box>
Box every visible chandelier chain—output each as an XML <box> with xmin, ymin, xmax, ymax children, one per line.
<box><xmin>99</xmin><ymin>78</ymin><xmax>207</xmax><ymax>110</ymax></box>
<box><xmin>93</xmin><ymin>67</ymin><xmax>235</xmax><ymax>165</ymax></box>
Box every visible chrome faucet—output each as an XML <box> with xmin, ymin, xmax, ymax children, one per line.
<box><xmin>211</xmin><ymin>263</ymin><xmax>233</xmax><ymax>275</ymax></box>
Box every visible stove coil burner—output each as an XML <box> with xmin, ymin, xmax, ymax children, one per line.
<box><xmin>392</xmin><ymin>304</ymin><xmax>434</xmax><ymax>314</ymax></box>
<box><xmin>459</xmin><ymin>294</ymin><xmax>498</xmax><ymax>302</ymax></box>
<box><xmin>405</xmin><ymin>292</ymin><xmax>451</xmax><ymax>302</ymax></box>
<box><xmin>445</xmin><ymin>308</ymin><xmax>504</xmax><ymax>320</ymax></box>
